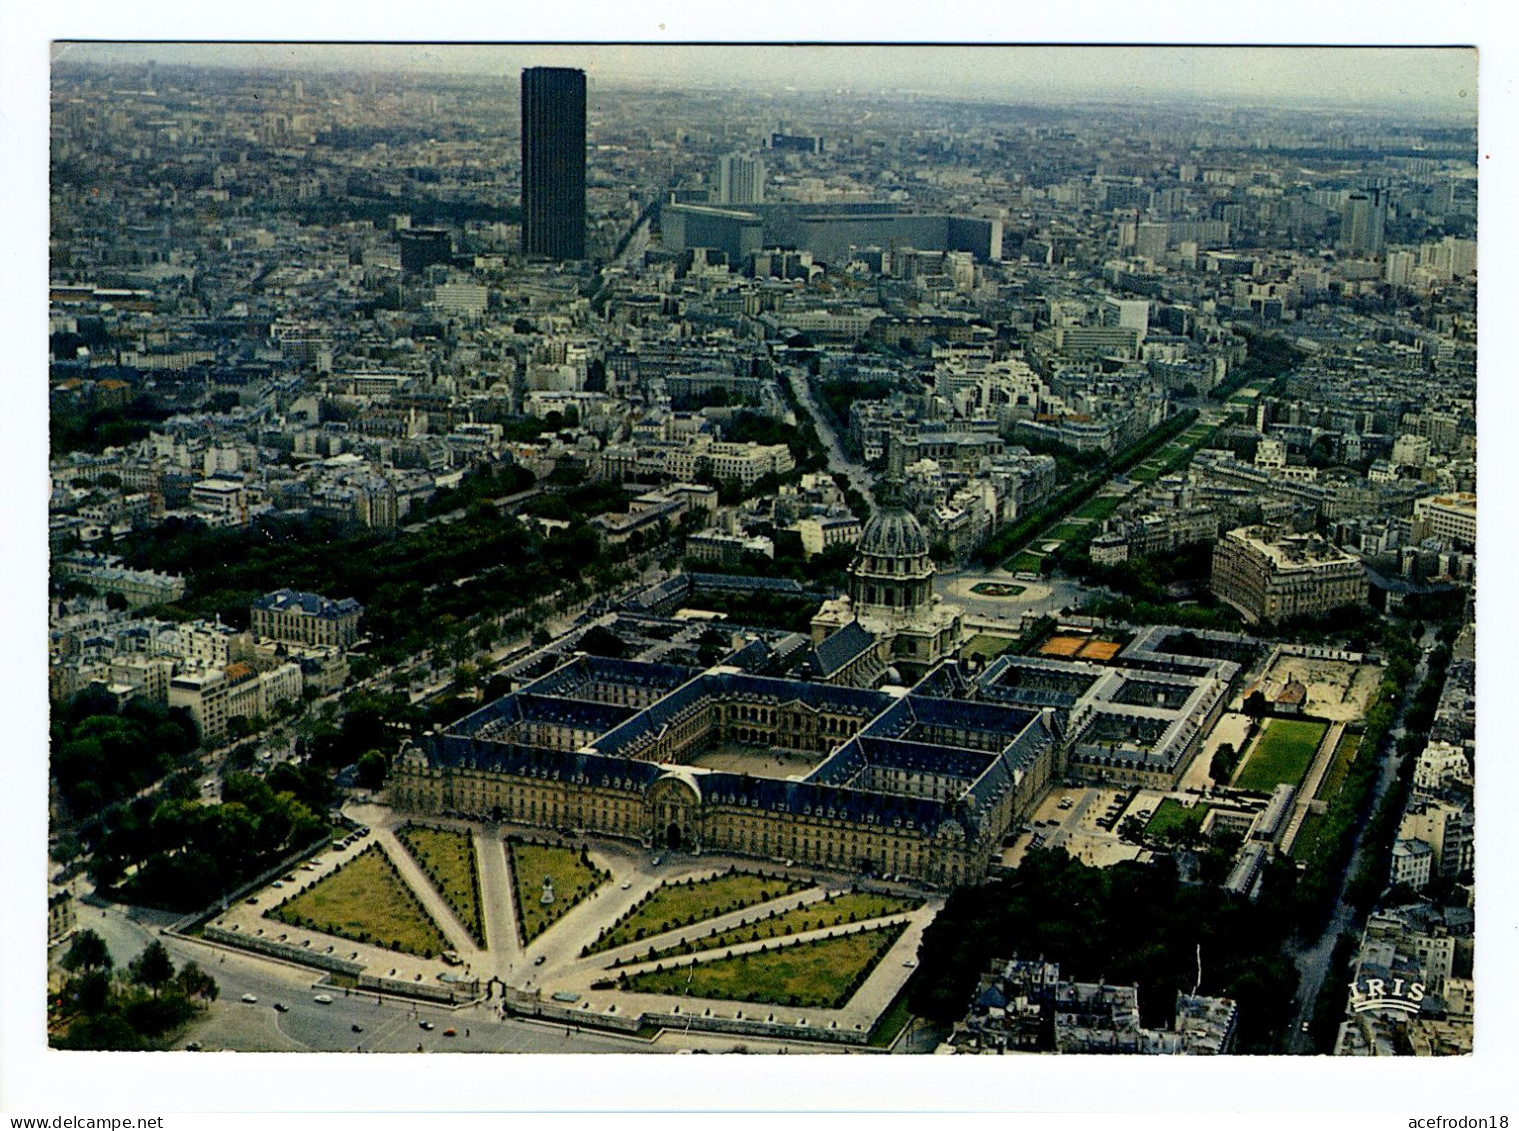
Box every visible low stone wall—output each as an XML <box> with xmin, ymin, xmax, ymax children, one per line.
<box><xmin>498</xmin><ymin>986</ymin><xmax>878</xmax><ymax>1047</ymax></box>
<box><xmin>202</xmin><ymin>925</ymin><xmax>364</xmax><ymax>975</ymax></box>
<box><xmin>357</xmin><ymin>973</ymin><xmax>477</xmax><ymax>1003</ymax></box>
<box><xmin>645</xmin><ymin>1009</ymin><xmax>873</xmax><ymax>1047</ymax></box>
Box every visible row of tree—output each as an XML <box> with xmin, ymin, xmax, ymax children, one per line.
<box><xmin>87</xmin><ymin>770</ymin><xmax>329</xmax><ymax>912</ymax></box>
<box><xmin>51</xmin><ymin>688</ymin><xmax>200</xmax><ymax>821</ymax></box>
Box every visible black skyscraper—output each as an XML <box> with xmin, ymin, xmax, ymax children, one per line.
<box><xmin>520</xmin><ymin>67</ymin><xmax>587</xmax><ymax>261</ymax></box>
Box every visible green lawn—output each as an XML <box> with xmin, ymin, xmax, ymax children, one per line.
<box><xmin>266</xmin><ymin>844</ymin><xmax>450</xmax><ymax>958</ymax></box>
<box><xmin>396</xmin><ymin>824</ymin><xmax>486</xmax><ymax>946</ymax></box>
<box><xmin>1233</xmin><ymin>718</ymin><xmax>1327</xmax><ymax>792</ymax></box>
<box><xmin>1072</xmin><ymin>496</ymin><xmax>1121</xmax><ymax>521</ymax></box>
<box><xmin>867</xmin><ymin>983</ymin><xmax>918</xmax><ymax>1048</ymax></box>
<box><xmin>619</xmin><ymin>890</ymin><xmax>921</xmax><ymax>967</ymax></box>
<box><xmin>960</xmin><ymin>633</ymin><xmax>1018</xmax><ymax>662</ymax></box>
<box><xmin>585</xmin><ymin>870</ymin><xmax>808</xmax><ymax>957</ymax></box>
<box><xmin>507</xmin><ymin>840</ymin><xmax>610</xmax><ymax>944</ymax></box>
<box><xmin>1143</xmin><ymin>798</ymin><xmax>1211</xmax><ymax>840</ymax></box>
<box><xmin>1289</xmin><ymin>811</ymin><xmax>1327</xmax><ymax>861</ymax></box>
<box><xmin>1009</xmin><ymin>552</ymin><xmax>1045</xmax><ymax>574</ymax></box>
<box><xmin>1314</xmin><ymin>730</ymin><xmax>1362</xmax><ymax>802</ymax></box>
<box><xmin>620</xmin><ymin>923</ymin><xmax>907</xmax><ymax>1008</ymax></box>
<box><xmin>1047</xmin><ymin>523</ymin><xmax>1087</xmax><ymax>542</ymax></box>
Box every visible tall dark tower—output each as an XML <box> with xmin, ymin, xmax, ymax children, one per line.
<box><xmin>520</xmin><ymin>67</ymin><xmax>587</xmax><ymax>261</ymax></box>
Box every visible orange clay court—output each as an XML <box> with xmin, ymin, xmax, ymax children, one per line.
<box><xmin>1039</xmin><ymin>635</ymin><xmax>1085</xmax><ymax>657</ymax></box>
<box><xmin>1077</xmin><ymin>640</ymin><xmax>1122</xmax><ymax>662</ymax></box>
<box><xmin>1037</xmin><ymin>636</ymin><xmax>1122</xmax><ymax>662</ymax></box>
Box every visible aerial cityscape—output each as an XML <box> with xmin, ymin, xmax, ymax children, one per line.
<box><xmin>42</xmin><ymin>44</ymin><xmax>1478</xmax><ymax>1063</ymax></box>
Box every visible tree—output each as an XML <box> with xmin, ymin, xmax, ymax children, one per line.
<box><xmin>356</xmin><ymin>750</ymin><xmax>389</xmax><ymax>791</ymax></box>
<box><xmin>174</xmin><ymin>960</ymin><xmax>219</xmax><ymax>1002</ymax></box>
<box><xmin>128</xmin><ymin>940</ymin><xmax>175</xmax><ymax>999</ymax></box>
<box><xmin>61</xmin><ymin>929</ymin><xmax>112</xmax><ymax>973</ymax></box>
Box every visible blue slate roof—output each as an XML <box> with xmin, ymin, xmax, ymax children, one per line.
<box><xmin>806</xmin><ymin>621</ymin><xmax>877</xmax><ymax>678</ymax></box>
<box><xmin>520</xmin><ymin>654</ymin><xmax>697</xmax><ymax>699</ymax></box>
<box><xmin>251</xmin><ymin>587</ymin><xmax>363</xmax><ymax>618</ymax></box>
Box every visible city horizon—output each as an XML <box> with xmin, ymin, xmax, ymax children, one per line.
<box><xmin>49</xmin><ymin>43</ymin><xmax>1478</xmax><ymax>117</ymax></box>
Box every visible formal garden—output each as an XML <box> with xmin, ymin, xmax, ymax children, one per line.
<box><xmin>608</xmin><ymin>889</ymin><xmax>921</xmax><ymax>968</ymax></box>
<box><xmin>617</xmin><ymin>921</ymin><xmax>908</xmax><ymax>1009</ymax></box>
<box><xmin>396</xmin><ymin>823</ymin><xmax>486</xmax><ymax>947</ymax></box>
<box><xmin>506</xmin><ymin>837</ymin><xmax>610</xmax><ymax>944</ymax></box>
<box><xmin>265</xmin><ymin>843</ymin><xmax>450</xmax><ymax>958</ymax></box>
<box><xmin>583</xmin><ymin>868</ymin><xmax>809</xmax><ymax>957</ymax></box>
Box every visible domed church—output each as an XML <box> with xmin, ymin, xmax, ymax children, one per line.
<box><xmin>810</xmin><ymin>443</ymin><xmax>964</xmax><ymax>684</ymax></box>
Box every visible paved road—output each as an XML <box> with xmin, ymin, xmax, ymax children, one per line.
<box><xmin>786</xmin><ymin>368</ymin><xmax>876</xmax><ymax>506</ymax></box>
<box><xmin>1284</xmin><ymin>641</ymin><xmax>1432</xmax><ymax>1053</ymax></box>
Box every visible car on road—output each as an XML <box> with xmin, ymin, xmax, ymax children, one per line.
<box><xmin>418</xmin><ymin>1021</ymin><xmax>435</xmax><ymax>1031</ymax></box>
<box><xmin>351</xmin><ymin>1024</ymin><xmax>364</xmax><ymax>1033</ymax></box>
<box><xmin>245</xmin><ymin>896</ymin><xmax>259</xmax><ymax>904</ymax></box>
<box><xmin>534</xmin><ymin>955</ymin><xmax>546</xmax><ymax>966</ymax></box>
<box><xmin>271</xmin><ymin>881</ymin><xmax>283</xmax><ymax>888</ymax></box>
<box><xmin>241</xmin><ymin>993</ymin><xmax>258</xmax><ymax>1003</ymax></box>
<box><xmin>313</xmin><ymin>994</ymin><xmax>333</xmax><ymax>1004</ymax></box>
<box><xmin>621</xmin><ymin>881</ymin><xmax>632</xmax><ymax>890</ymax></box>
<box><xmin>185</xmin><ymin>1041</ymin><xmax>202</xmax><ymax>1051</ymax></box>
<box><xmin>273</xmin><ymin>1002</ymin><xmax>289</xmax><ymax>1012</ymax></box>
<box><xmin>444</xmin><ymin>1028</ymin><xmax>457</xmax><ymax>1037</ymax></box>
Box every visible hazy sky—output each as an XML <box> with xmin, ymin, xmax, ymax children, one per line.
<box><xmin>53</xmin><ymin>43</ymin><xmax>1477</xmax><ymax>114</ymax></box>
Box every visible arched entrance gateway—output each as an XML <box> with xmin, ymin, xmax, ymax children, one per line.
<box><xmin>644</xmin><ymin>772</ymin><xmax>703</xmax><ymax>854</ymax></box>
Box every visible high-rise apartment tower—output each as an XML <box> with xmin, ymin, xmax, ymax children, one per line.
<box><xmin>712</xmin><ymin>152</ymin><xmax>765</xmax><ymax>205</ymax></box>
<box><xmin>520</xmin><ymin>67</ymin><xmax>587</xmax><ymax>261</ymax></box>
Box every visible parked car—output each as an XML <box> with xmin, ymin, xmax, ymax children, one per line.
<box><xmin>241</xmin><ymin>994</ymin><xmax>258</xmax><ymax>1004</ymax></box>
<box><xmin>313</xmin><ymin>994</ymin><xmax>333</xmax><ymax>1004</ymax></box>
<box><xmin>418</xmin><ymin>1021</ymin><xmax>435</xmax><ymax>1031</ymax></box>
<box><xmin>273</xmin><ymin>1002</ymin><xmax>289</xmax><ymax>1013</ymax></box>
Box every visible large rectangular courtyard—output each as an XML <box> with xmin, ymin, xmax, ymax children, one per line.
<box><xmin>677</xmin><ymin>741</ymin><xmax>827</xmax><ymax>778</ymax></box>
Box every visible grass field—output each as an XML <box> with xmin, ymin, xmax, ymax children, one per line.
<box><xmin>1071</xmin><ymin>496</ymin><xmax>1122</xmax><ymax>522</ymax></box>
<box><xmin>1009</xmin><ymin>552</ymin><xmax>1045</xmax><ymax>574</ymax></box>
<box><xmin>1234</xmin><ymin>718</ymin><xmax>1327</xmax><ymax>792</ymax></box>
<box><xmin>619</xmin><ymin>923</ymin><xmax>907</xmax><ymax>1008</ymax></box>
<box><xmin>961</xmin><ymin>633</ymin><xmax>1018</xmax><ymax>662</ymax></box>
<box><xmin>1047</xmin><ymin>523</ymin><xmax>1088</xmax><ymax>542</ymax></box>
<box><xmin>1290</xmin><ymin>811</ymin><xmax>1327</xmax><ymax>861</ymax></box>
<box><xmin>586</xmin><ymin>870</ymin><xmax>808</xmax><ymax>956</ymax></box>
<box><xmin>507</xmin><ymin>840</ymin><xmax>610</xmax><ymax>944</ymax></box>
<box><xmin>620</xmin><ymin>890</ymin><xmax>921</xmax><ymax>966</ymax></box>
<box><xmin>867</xmin><ymin>983</ymin><xmax>917</xmax><ymax>1048</ymax></box>
<box><xmin>266</xmin><ymin>845</ymin><xmax>450</xmax><ymax>957</ymax></box>
<box><xmin>396</xmin><ymin>824</ymin><xmax>486</xmax><ymax>946</ymax></box>
<box><xmin>1144</xmin><ymin>798</ymin><xmax>1211</xmax><ymax>840</ymax></box>
<box><xmin>1314</xmin><ymin>730</ymin><xmax>1362</xmax><ymax>802</ymax></box>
